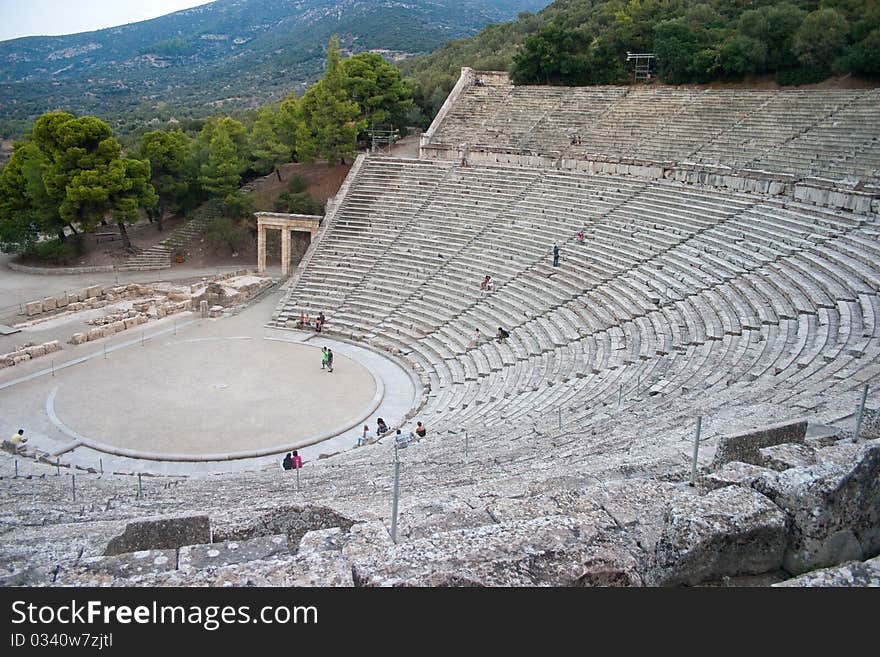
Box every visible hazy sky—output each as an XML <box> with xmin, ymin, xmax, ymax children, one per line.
<box><xmin>0</xmin><ymin>0</ymin><xmax>215</xmax><ymax>42</ymax></box>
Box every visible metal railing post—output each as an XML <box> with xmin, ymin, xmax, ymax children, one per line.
<box><xmin>690</xmin><ymin>416</ymin><xmax>702</xmax><ymax>487</ymax></box>
<box><xmin>391</xmin><ymin>443</ymin><xmax>400</xmax><ymax>544</ymax></box>
<box><xmin>853</xmin><ymin>384</ymin><xmax>869</xmax><ymax>443</ymax></box>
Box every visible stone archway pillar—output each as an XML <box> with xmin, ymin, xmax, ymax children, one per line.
<box><xmin>281</xmin><ymin>226</ymin><xmax>292</xmax><ymax>276</ymax></box>
<box><xmin>255</xmin><ymin>212</ymin><xmax>323</xmax><ymax>276</ymax></box>
<box><xmin>257</xmin><ymin>223</ymin><xmax>267</xmax><ymax>273</ymax></box>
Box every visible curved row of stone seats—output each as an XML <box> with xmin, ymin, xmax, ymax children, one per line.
<box><xmin>4</xmin><ymin>400</ymin><xmax>880</xmax><ymax>586</ymax></box>
<box><xmin>426</xmin><ymin>76</ymin><xmax>880</xmax><ymax>184</ymax></box>
<box><xmin>273</xmin><ymin>160</ymin><xmax>878</xmax><ymax>442</ymax></box>
<box><xmin>747</xmin><ymin>92</ymin><xmax>880</xmax><ymax>180</ymax></box>
<box><xmin>273</xmin><ymin>159</ymin><xmax>453</xmax><ymax>325</ymax></box>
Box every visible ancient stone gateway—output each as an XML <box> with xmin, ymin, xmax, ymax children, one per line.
<box><xmin>255</xmin><ymin>212</ymin><xmax>321</xmax><ymax>276</ymax></box>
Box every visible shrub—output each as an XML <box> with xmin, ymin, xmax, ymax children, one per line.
<box><xmin>274</xmin><ymin>191</ymin><xmax>324</xmax><ymax>215</ymax></box>
<box><xmin>19</xmin><ymin>235</ymin><xmax>84</xmax><ymax>265</ymax></box>
<box><xmin>286</xmin><ymin>175</ymin><xmax>309</xmax><ymax>194</ymax></box>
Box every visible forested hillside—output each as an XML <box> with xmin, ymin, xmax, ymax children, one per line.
<box><xmin>0</xmin><ymin>0</ymin><xmax>550</xmax><ymax>139</ymax></box>
<box><xmin>402</xmin><ymin>0</ymin><xmax>880</xmax><ymax>121</ymax></box>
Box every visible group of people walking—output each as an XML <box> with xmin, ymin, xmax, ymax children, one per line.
<box><xmin>321</xmin><ymin>346</ymin><xmax>334</xmax><ymax>372</ymax></box>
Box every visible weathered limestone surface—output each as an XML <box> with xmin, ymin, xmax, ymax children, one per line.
<box><xmin>178</xmin><ymin>534</ymin><xmax>288</xmax><ymax>571</ymax></box>
<box><xmin>712</xmin><ymin>420</ymin><xmax>807</xmax><ymax>467</ymax></box>
<box><xmin>752</xmin><ymin>442</ymin><xmax>880</xmax><ymax>575</ymax></box>
<box><xmin>650</xmin><ymin>486</ymin><xmax>788</xmax><ymax>586</ymax></box>
<box><xmin>759</xmin><ymin>443</ymin><xmax>817</xmax><ymax>471</ymax></box>
<box><xmin>860</xmin><ymin>408</ymin><xmax>880</xmax><ymax>440</ymax></box>
<box><xmin>700</xmin><ymin>462</ymin><xmax>775</xmax><ymax>493</ymax></box>
<box><xmin>213</xmin><ymin>504</ymin><xmax>356</xmax><ymax>552</ymax></box>
<box><xmin>79</xmin><ymin>549</ymin><xmax>178</xmax><ymax>579</ymax></box>
<box><xmin>773</xmin><ymin>556</ymin><xmax>880</xmax><ymax>587</ymax></box>
<box><xmin>104</xmin><ymin>515</ymin><xmax>211</xmax><ymax>556</ymax></box>
<box><xmin>353</xmin><ymin>515</ymin><xmax>643</xmax><ymax>587</ymax></box>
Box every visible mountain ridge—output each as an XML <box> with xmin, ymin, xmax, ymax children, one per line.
<box><xmin>0</xmin><ymin>0</ymin><xmax>549</xmax><ymax>136</ymax></box>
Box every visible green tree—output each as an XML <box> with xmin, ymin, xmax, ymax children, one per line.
<box><xmin>248</xmin><ymin>105</ymin><xmax>291</xmax><ymax>179</ymax></box>
<box><xmin>276</xmin><ymin>92</ymin><xmax>300</xmax><ymax>154</ymax></box>
<box><xmin>793</xmin><ymin>8</ymin><xmax>850</xmax><ymax>71</ymax></box>
<box><xmin>191</xmin><ymin>116</ymin><xmax>249</xmax><ymax>192</ymax></box>
<box><xmin>139</xmin><ymin>128</ymin><xmax>192</xmax><ymax>232</ymax></box>
<box><xmin>0</xmin><ymin>141</ymin><xmax>49</xmax><ymax>248</ymax></box>
<box><xmin>510</xmin><ymin>24</ymin><xmax>587</xmax><ymax>85</ymax></box>
<box><xmin>844</xmin><ymin>28</ymin><xmax>880</xmax><ymax>75</ymax></box>
<box><xmin>30</xmin><ymin>111</ymin><xmax>155</xmax><ymax>250</ymax></box>
<box><xmin>199</xmin><ymin>128</ymin><xmax>245</xmax><ymax>198</ymax></box>
<box><xmin>739</xmin><ymin>3</ymin><xmax>806</xmax><ymax>71</ymax></box>
<box><xmin>718</xmin><ymin>34</ymin><xmax>767</xmax><ymax>78</ymax></box>
<box><xmin>653</xmin><ymin>19</ymin><xmax>707</xmax><ymax>84</ymax></box>
<box><xmin>294</xmin><ymin>36</ymin><xmax>364</xmax><ymax>165</ymax></box>
<box><xmin>340</xmin><ymin>52</ymin><xmax>415</xmax><ymax>129</ymax></box>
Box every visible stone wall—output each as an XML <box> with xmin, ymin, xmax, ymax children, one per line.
<box><xmin>7</xmin><ymin>262</ymin><xmax>115</xmax><ymax>275</ymax></box>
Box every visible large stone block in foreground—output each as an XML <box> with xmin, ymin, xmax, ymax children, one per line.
<box><xmin>651</xmin><ymin>486</ymin><xmax>788</xmax><ymax>586</ymax></box>
<box><xmin>104</xmin><ymin>515</ymin><xmax>211</xmax><ymax>556</ymax></box>
<box><xmin>752</xmin><ymin>442</ymin><xmax>880</xmax><ymax>575</ymax></box>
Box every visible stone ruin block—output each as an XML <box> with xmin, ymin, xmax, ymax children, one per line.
<box><xmin>12</xmin><ymin>354</ymin><xmax>31</xmax><ymax>365</ymax></box>
<box><xmin>24</xmin><ymin>345</ymin><xmax>46</xmax><ymax>358</ymax></box>
<box><xmin>759</xmin><ymin>443</ymin><xmax>817</xmax><ymax>472</ymax></box>
<box><xmin>109</xmin><ymin>320</ymin><xmax>126</xmax><ymax>334</ymax></box>
<box><xmin>650</xmin><ymin>486</ymin><xmax>788</xmax><ymax>586</ymax></box>
<box><xmin>135</xmin><ymin>314</ymin><xmax>148</xmax><ymax>325</ymax></box>
<box><xmin>87</xmin><ymin>328</ymin><xmax>103</xmax><ymax>341</ymax></box>
<box><xmin>753</xmin><ymin>443</ymin><xmax>880</xmax><ymax>575</ymax></box>
<box><xmin>156</xmin><ymin>306</ymin><xmax>166</xmax><ymax>319</ymax></box>
<box><xmin>55</xmin><ymin>293</ymin><xmax>69</xmax><ymax>308</ymax></box>
<box><xmin>85</xmin><ymin>284</ymin><xmax>103</xmax><ymax>299</ymax></box>
<box><xmin>166</xmin><ymin>292</ymin><xmax>190</xmax><ymax>302</ymax></box>
<box><xmin>711</xmin><ymin>419</ymin><xmax>807</xmax><ymax>468</ymax></box>
<box><xmin>25</xmin><ymin>301</ymin><xmax>42</xmax><ymax>316</ymax></box>
<box><xmin>44</xmin><ymin>340</ymin><xmax>61</xmax><ymax>354</ymax></box>
<box><xmin>69</xmin><ymin>333</ymin><xmax>87</xmax><ymax>345</ymax></box>
<box><xmin>178</xmin><ymin>535</ymin><xmax>289</xmax><ymax>572</ymax></box>
<box><xmin>124</xmin><ymin>318</ymin><xmax>137</xmax><ymax>330</ymax></box>
<box><xmin>859</xmin><ymin>408</ymin><xmax>880</xmax><ymax>441</ymax></box>
<box><xmin>0</xmin><ymin>357</ymin><xmax>12</xmax><ymax>369</ymax></box>
<box><xmin>209</xmin><ymin>305</ymin><xmax>224</xmax><ymax>318</ymax></box>
<box><xmin>41</xmin><ymin>296</ymin><xmax>57</xmax><ymax>311</ymax></box>
<box><xmin>104</xmin><ymin>515</ymin><xmax>211</xmax><ymax>556</ymax></box>
<box><xmin>82</xmin><ymin>550</ymin><xmax>179</xmax><ymax>579</ymax></box>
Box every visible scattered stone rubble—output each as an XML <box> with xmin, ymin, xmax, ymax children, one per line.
<box><xmin>0</xmin><ymin>340</ymin><xmax>62</xmax><ymax>369</ymax></box>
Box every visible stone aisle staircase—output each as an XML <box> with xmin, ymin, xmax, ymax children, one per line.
<box><xmin>117</xmin><ymin>217</ymin><xmax>211</xmax><ymax>272</ymax></box>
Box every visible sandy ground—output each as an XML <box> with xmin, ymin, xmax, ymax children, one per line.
<box><xmin>50</xmin><ymin>338</ymin><xmax>376</xmax><ymax>455</ymax></box>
